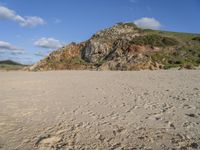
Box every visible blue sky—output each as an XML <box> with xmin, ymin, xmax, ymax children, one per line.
<box><xmin>0</xmin><ymin>0</ymin><xmax>200</xmax><ymax>64</ymax></box>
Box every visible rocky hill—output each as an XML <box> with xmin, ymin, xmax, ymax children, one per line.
<box><xmin>30</xmin><ymin>23</ymin><xmax>200</xmax><ymax>71</ymax></box>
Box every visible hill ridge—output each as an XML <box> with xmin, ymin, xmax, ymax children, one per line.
<box><xmin>30</xmin><ymin>23</ymin><xmax>200</xmax><ymax>71</ymax></box>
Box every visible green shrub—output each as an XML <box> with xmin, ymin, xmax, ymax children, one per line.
<box><xmin>192</xmin><ymin>37</ymin><xmax>200</xmax><ymax>42</ymax></box>
<box><xmin>163</xmin><ymin>64</ymin><xmax>179</xmax><ymax>69</ymax></box>
<box><xmin>150</xmin><ymin>46</ymin><xmax>200</xmax><ymax>69</ymax></box>
<box><xmin>70</xmin><ymin>56</ymin><xmax>87</xmax><ymax>64</ymax></box>
<box><xmin>131</xmin><ymin>34</ymin><xmax>179</xmax><ymax>47</ymax></box>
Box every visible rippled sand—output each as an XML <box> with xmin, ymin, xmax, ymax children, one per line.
<box><xmin>0</xmin><ymin>70</ymin><xmax>200</xmax><ymax>150</ymax></box>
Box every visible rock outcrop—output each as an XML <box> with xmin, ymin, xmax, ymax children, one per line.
<box><xmin>29</xmin><ymin>23</ymin><xmax>200</xmax><ymax>71</ymax></box>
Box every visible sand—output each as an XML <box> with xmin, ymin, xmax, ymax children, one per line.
<box><xmin>0</xmin><ymin>70</ymin><xmax>200</xmax><ymax>150</ymax></box>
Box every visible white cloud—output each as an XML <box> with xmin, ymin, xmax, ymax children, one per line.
<box><xmin>0</xmin><ymin>5</ymin><xmax>45</xmax><ymax>27</ymax></box>
<box><xmin>20</xmin><ymin>16</ymin><xmax>45</xmax><ymax>27</ymax></box>
<box><xmin>0</xmin><ymin>5</ymin><xmax>17</xmax><ymax>19</ymax></box>
<box><xmin>134</xmin><ymin>17</ymin><xmax>161</xmax><ymax>29</ymax></box>
<box><xmin>0</xmin><ymin>41</ymin><xmax>23</xmax><ymax>51</ymax></box>
<box><xmin>34</xmin><ymin>37</ymin><xmax>63</xmax><ymax>49</ymax></box>
<box><xmin>11</xmin><ymin>50</ymin><xmax>25</xmax><ymax>55</ymax></box>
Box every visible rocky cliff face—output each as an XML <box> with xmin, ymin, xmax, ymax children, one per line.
<box><xmin>29</xmin><ymin>23</ymin><xmax>200</xmax><ymax>71</ymax></box>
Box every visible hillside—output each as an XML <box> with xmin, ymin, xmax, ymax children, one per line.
<box><xmin>30</xmin><ymin>23</ymin><xmax>200</xmax><ymax>71</ymax></box>
<box><xmin>0</xmin><ymin>60</ymin><xmax>26</xmax><ymax>70</ymax></box>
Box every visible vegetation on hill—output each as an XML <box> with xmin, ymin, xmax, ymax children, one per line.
<box><xmin>0</xmin><ymin>60</ymin><xmax>26</xmax><ymax>70</ymax></box>
<box><xmin>0</xmin><ymin>60</ymin><xmax>23</xmax><ymax>65</ymax></box>
<box><xmin>192</xmin><ymin>37</ymin><xmax>200</xmax><ymax>42</ymax></box>
<box><xmin>130</xmin><ymin>34</ymin><xmax>179</xmax><ymax>47</ymax></box>
<box><xmin>30</xmin><ymin>23</ymin><xmax>200</xmax><ymax>71</ymax></box>
<box><xmin>149</xmin><ymin>46</ymin><xmax>200</xmax><ymax>69</ymax></box>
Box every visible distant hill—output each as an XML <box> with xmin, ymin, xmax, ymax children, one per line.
<box><xmin>29</xmin><ymin>23</ymin><xmax>200</xmax><ymax>71</ymax></box>
<box><xmin>0</xmin><ymin>60</ymin><xmax>26</xmax><ymax>70</ymax></box>
<box><xmin>0</xmin><ymin>60</ymin><xmax>23</xmax><ymax>65</ymax></box>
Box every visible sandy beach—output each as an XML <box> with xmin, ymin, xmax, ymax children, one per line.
<box><xmin>0</xmin><ymin>70</ymin><xmax>200</xmax><ymax>150</ymax></box>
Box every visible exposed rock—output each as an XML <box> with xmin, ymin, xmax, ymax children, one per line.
<box><xmin>29</xmin><ymin>22</ymin><xmax>199</xmax><ymax>71</ymax></box>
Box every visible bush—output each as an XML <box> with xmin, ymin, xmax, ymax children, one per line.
<box><xmin>183</xmin><ymin>64</ymin><xmax>194</xmax><ymax>69</ymax></box>
<box><xmin>150</xmin><ymin>45</ymin><xmax>200</xmax><ymax>69</ymax></box>
<box><xmin>131</xmin><ymin>34</ymin><xmax>179</xmax><ymax>47</ymax></box>
<box><xmin>70</xmin><ymin>56</ymin><xmax>87</xmax><ymax>64</ymax></box>
<box><xmin>192</xmin><ymin>37</ymin><xmax>200</xmax><ymax>42</ymax></box>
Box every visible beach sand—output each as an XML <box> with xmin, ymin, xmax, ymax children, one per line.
<box><xmin>0</xmin><ymin>70</ymin><xmax>200</xmax><ymax>150</ymax></box>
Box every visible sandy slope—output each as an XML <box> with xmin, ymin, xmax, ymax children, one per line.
<box><xmin>0</xmin><ymin>70</ymin><xmax>200</xmax><ymax>150</ymax></box>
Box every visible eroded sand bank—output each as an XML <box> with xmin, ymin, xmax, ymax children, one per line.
<box><xmin>0</xmin><ymin>70</ymin><xmax>200</xmax><ymax>150</ymax></box>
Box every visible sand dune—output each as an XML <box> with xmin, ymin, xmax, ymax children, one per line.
<box><xmin>0</xmin><ymin>70</ymin><xmax>200</xmax><ymax>150</ymax></box>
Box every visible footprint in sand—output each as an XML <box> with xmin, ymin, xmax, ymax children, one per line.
<box><xmin>95</xmin><ymin>133</ymin><xmax>105</xmax><ymax>142</ymax></box>
<box><xmin>182</xmin><ymin>104</ymin><xmax>192</xmax><ymax>109</ymax></box>
<box><xmin>148</xmin><ymin>113</ymin><xmax>163</xmax><ymax>121</ymax></box>
<box><xmin>36</xmin><ymin>135</ymin><xmax>62</xmax><ymax>150</ymax></box>
<box><xmin>182</xmin><ymin>121</ymin><xmax>196</xmax><ymax>128</ymax></box>
<box><xmin>0</xmin><ymin>144</ymin><xmax>4</xmax><ymax>150</ymax></box>
<box><xmin>111</xmin><ymin>142</ymin><xmax>122</xmax><ymax>150</ymax></box>
<box><xmin>185</xmin><ymin>113</ymin><xmax>198</xmax><ymax>118</ymax></box>
<box><xmin>126</xmin><ymin>105</ymin><xmax>138</xmax><ymax>113</ymax></box>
